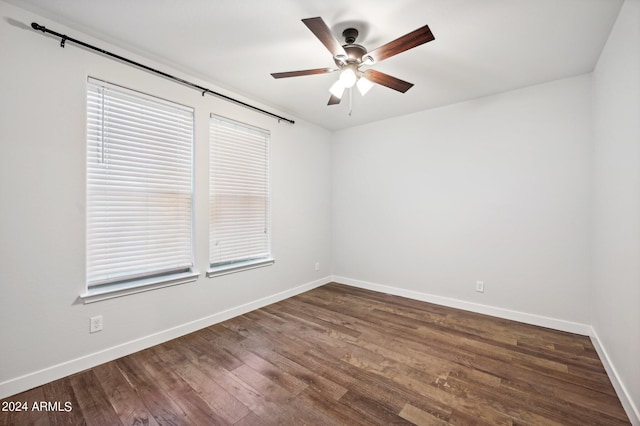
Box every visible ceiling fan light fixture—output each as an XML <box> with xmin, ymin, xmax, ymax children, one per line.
<box><xmin>339</xmin><ymin>67</ymin><xmax>357</xmax><ymax>88</ymax></box>
<box><xmin>329</xmin><ymin>80</ymin><xmax>346</xmax><ymax>99</ymax></box>
<box><xmin>356</xmin><ymin>76</ymin><xmax>374</xmax><ymax>96</ymax></box>
<box><xmin>271</xmin><ymin>17</ymin><xmax>434</xmax><ymax>107</ymax></box>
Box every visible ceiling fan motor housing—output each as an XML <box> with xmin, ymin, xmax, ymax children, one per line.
<box><xmin>335</xmin><ymin>28</ymin><xmax>375</xmax><ymax>67</ymax></box>
<box><xmin>334</xmin><ymin>28</ymin><xmax>370</xmax><ymax>68</ymax></box>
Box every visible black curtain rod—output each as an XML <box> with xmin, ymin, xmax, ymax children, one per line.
<box><xmin>30</xmin><ymin>22</ymin><xmax>295</xmax><ymax>125</ymax></box>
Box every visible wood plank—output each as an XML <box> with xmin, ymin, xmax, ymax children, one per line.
<box><xmin>3</xmin><ymin>386</ymin><xmax>52</xmax><ymax>426</ymax></box>
<box><xmin>242</xmin><ymin>343</ymin><xmax>347</xmax><ymax>400</ymax></box>
<box><xmin>153</xmin><ymin>344</ymin><xmax>250</xmax><ymax>424</ymax></box>
<box><xmin>399</xmin><ymin>403</ymin><xmax>450</xmax><ymax>426</ymax></box>
<box><xmin>233</xmin><ymin>410</ymin><xmax>267</xmax><ymax>426</ymax></box>
<box><xmin>295</xmin><ymin>387</ymin><xmax>371</xmax><ymax>426</ymax></box>
<box><xmin>231</xmin><ymin>364</ymin><xmax>341</xmax><ymax>425</ymax></box>
<box><xmin>338</xmin><ymin>390</ymin><xmax>415</xmax><ymax>426</ymax></box>
<box><xmin>68</xmin><ymin>370</ymin><xmax>122</xmax><ymax>426</ymax></box>
<box><xmin>41</xmin><ymin>377</ymin><xmax>86</xmax><ymax>426</ymax></box>
<box><xmin>114</xmin><ymin>354</ymin><xmax>192</xmax><ymax>425</ymax></box>
<box><xmin>136</xmin><ymin>346</ymin><xmax>232</xmax><ymax>425</ymax></box>
<box><xmin>91</xmin><ymin>361</ymin><xmax>159</xmax><ymax>426</ymax></box>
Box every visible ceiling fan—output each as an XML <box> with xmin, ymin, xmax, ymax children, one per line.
<box><xmin>271</xmin><ymin>17</ymin><xmax>435</xmax><ymax>105</ymax></box>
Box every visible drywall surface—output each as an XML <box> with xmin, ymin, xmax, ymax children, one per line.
<box><xmin>0</xmin><ymin>1</ymin><xmax>332</xmax><ymax>397</ymax></box>
<box><xmin>592</xmin><ymin>0</ymin><xmax>640</xmax><ymax>420</ymax></box>
<box><xmin>332</xmin><ymin>74</ymin><xmax>593</xmax><ymax>325</ymax></box>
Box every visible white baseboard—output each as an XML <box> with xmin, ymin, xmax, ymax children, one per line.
<box><xmin>590</xmin><ymin>327</ymin><xmax>640</xmax><ymax>426</ymax></box>
<box><xmin>331</xmin><ymin>275</ymin><xmax>591</xmax><ymax>336</ymax></box>
<box><xmin>0</xmin><ymin>276</ymin><xmax>332</xmax><ymax>400</ymax></box>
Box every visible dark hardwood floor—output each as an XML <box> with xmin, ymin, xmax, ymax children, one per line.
<box><xmin>0</xmin><ymin>283</ymin><xmax>630</xmax><ymax>425</ymax></box>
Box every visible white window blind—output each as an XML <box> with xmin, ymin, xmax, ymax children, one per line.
<box><xmin>209</xmin><ymin>115</ymin><xmax>271</xmax><ymax>268</ymax></box>
<box><xmin>87</xmin><ymin>79</ymin><xmax>194</xmax><ymax>288</ymax></box>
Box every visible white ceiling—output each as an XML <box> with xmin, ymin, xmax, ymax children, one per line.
<box><xmin>6</xmin><ymin>0</ymin><xmax>624</xmax><ymax>130</ymax></box>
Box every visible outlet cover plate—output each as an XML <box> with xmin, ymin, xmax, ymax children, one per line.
<box><xmin>90</xmin><ymin>315</ymin><xmax>103</xmax><ymax>333</ymax></box>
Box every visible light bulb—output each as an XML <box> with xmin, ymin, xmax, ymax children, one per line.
<box><xmin>339</xmin><ymin>68</ymin><xmax>357</xmax><ymax>88</ymax></box>
<box><xmin>329</xmin><ymin>80</ymin><xmax>346</xmax><ymax>99</ymax></box>
<box><xmin>356</xmin><ymin>76</ymin><xmax>374</xmax><ymax>96</ymax></box>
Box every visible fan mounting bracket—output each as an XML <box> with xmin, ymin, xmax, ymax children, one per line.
<box><xmin>342</xmin><ymin>28</ymin><xmax>359</xmax><ymax>44</ymax></box>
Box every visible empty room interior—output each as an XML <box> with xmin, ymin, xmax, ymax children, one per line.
<box><xmin>0</xmin><ymin>0</ymin><xmax>639</xmax><ymax>424</ymax></box>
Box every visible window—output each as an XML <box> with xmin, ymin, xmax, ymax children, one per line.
<box><xmin>208</xmin><ymin>115</ymin><xmax>272</xmax><ymax>276</ymax></box>
<box><xmin>85</xmin><ymin>78</ymin><xmax>196</xmax><ymax>297</ymax></box>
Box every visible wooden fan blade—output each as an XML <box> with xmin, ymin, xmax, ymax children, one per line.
<box><xmin>364</xmin><ymin>69</ymin><xmax>414</xmax><ymax>93</ymax></box>
<box><xmin>271</xmin><ymin>68</ymin><xmax>338</xmax><ymax>79</ymax></box>
<box><xmin>328</xmin><ymin>94</ymin><xmax>342</xmax><ymax>105</ymax></box>
<box><xmin>302</xmin><ymin>17</ymin><xmax>347</xmax><ymax>58</ymax></box>
<box><xmin>367</xmin><ymin>25</ymin><xmax>434</xmax><ymax>63</ymax></box>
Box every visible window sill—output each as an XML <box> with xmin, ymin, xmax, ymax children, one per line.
<box><xmin>207</xmin><ymin>258</ymin><xmax>275</xmax><ymax>278</ymax></box>
<box><xmin>80</xmin><ymin>270</ymin><xmax>200</xmax><ymax>304</ymax></box>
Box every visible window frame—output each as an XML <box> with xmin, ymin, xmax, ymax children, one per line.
<box><xmin>82</xmin><ymin>77</ymin><xmax>198</xmax><ymax>303</ymax></box>
<box><xmin>207</xmin><ymin>114</ymin><xmax>274</xmax><ymax>278</ymax></box>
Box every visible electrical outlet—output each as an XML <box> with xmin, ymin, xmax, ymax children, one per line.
<box><xmin>90</xmin><ymin>315</ymin><xmax>103</xmax><ymax>333</ymax></box>
<box><xmin>476</xmin><ymin>281</ymin><xmax>484</xmax><ymax>293</ymax></box>
<box><xmin>315</xmin><ymin>262</ymin><xmax>320</xmax><ymax>271</ymax></box>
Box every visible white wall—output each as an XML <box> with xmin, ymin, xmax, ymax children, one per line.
<box><xmin>332</xmin><ymin>75</ymin><xmax>593</xmax><ymax>327</ymax></box>
<box><xmin>592</xmin><ymin>0</ymin><xmax>640</xmax><ymax>421</ymax></box>
<box><xmin>0</xmin><ymin>2</ymin><xmax>332</xmax><ymax>398</ymax></box>
<box><xmin>1</xmin><ymin>0</ymin><xmax>638</xmax><ymax>419</ymax></box>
